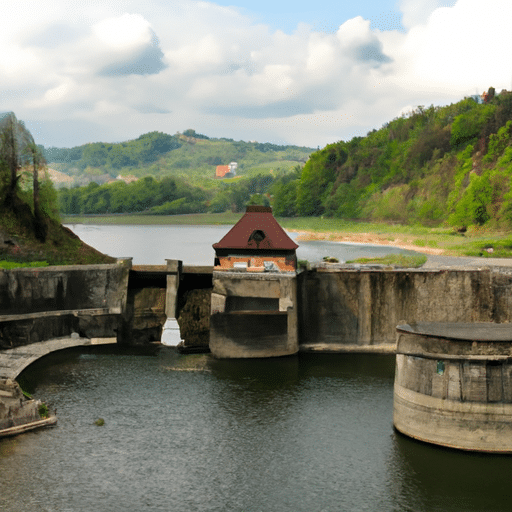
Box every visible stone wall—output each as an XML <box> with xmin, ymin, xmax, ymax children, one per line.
<box><xmin>0</xmin><ymin>378</ymin><xmax>40</xmax><ymax>430</ymax></box>
<box><xmin>299</xmin><ymin>268</ymin><xmax>512</xmax><ymax>349</ymax></box>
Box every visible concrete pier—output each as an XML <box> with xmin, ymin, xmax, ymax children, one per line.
<box><xmin>394</xmin><ymin>322</ymin><xmax>512</xmax><ymax>452</ymax></box>
<box><xmin>210</xmin><ymin>270</ymin><xmax>298</xmax><ymax>358</ymax></box>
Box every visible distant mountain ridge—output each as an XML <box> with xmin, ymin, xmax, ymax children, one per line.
<box><xmin>44</xmin><ymin>129</ymin><xmax>314</xmax><ymax>186</ymax></box>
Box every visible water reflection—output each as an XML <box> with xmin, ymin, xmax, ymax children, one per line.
<box><xmin>388</xmin><ymin>427</ymin><xmax>512</xmax><ymax>512</ymax></box>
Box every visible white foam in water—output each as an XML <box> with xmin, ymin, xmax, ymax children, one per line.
<box><xmin>161</xmin><ymin>318</ymin><xmax>183</xmax><ymax>346</ymax></box>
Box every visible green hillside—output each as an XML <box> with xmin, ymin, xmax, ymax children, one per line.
<box><xmin>52</xmin><ymin>129</ymin><xmax>313</xmax><ymax>216</ymax></box>
<box><xmin>273</xmin><ymin>88</ymin><xmax>512</xmax><ymax>230</ymax></box>
<box><xmin>0</xmin><ymin>112</ymin><xmax>114</xmax><ymax>266</ymax></box>
<box><xmin>45</xmin><ymin>129</ymin><xmax>313</xmax><ymax>184</ymax></box>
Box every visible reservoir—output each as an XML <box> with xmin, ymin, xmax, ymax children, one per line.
<box><xmin>64</xmin><ymin>223</ymin><xmax>417</xmax><ymax>265</ymax></box>
<box><xmin>2</xmin><ymin>224</ymin><xmax>512</xmax><ymax>511</ymax></box>
<box><xmin>3</xmin><ymin>348</ymin><xmax>512</xmax><ymax>511</ymax></box>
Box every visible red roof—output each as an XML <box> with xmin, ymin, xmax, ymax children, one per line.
<box><xmin>216</xmin><ymin>165</ymin><xmax>230</xmax><ymax>177</ymax></box>
<box><xmin>213</xmin><ymin>206</ymin><xmax>298</xmax><ymax>251</ymax></box>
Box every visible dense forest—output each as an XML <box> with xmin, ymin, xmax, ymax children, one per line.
<box><xmin>58</xmin><ymin>171</ymin><xmax>279</xmax><ymax>215</ymax></box>
<box><xmin>52</xmin><ymin>128</ymin><xmax>312</xmax><ymax>215</ymax></box>
<box><xmin>272</xmin><ymin>88</ymin><xmax>512</xmax><ymax>229</ymax></box>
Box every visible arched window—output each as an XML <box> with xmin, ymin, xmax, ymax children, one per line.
<box><xmin>248</xmin><ymin>230</ymin><xmax>266</xmax><ymax>244</ymax></box>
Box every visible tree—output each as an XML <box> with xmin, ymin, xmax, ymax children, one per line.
<box><xmin>0</xmin><ymin>112</ymin><xmax>20</xmax><ymax>209</ymax></box>
<box><xmin>24</xmin><ymin>141</ymin><xmax>48</xmax><ymax>241</ymax></box>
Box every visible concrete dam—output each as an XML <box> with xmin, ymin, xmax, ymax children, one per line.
<box><xmin>3</xmin><ymin>206</ymin><xmax>512</xmax><ymax>450</ymax></box>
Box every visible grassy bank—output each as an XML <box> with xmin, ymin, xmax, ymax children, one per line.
<box><xmin>62</xmin><ymin>213</ymin><xmax>512</xmax><ymax>258</ymax></box>
<box><xmin>62</xmin><ymin>212</ymin><xmax>243</xmax><ymax>226</ymax></box>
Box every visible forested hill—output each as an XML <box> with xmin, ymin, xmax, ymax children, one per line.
<box><xmin>45</xmin><ymin>129</ymin><xmax>314</xmax><ymax>184</ymax></box>
<box><xmin>272</xmin><ymin>88</ymin><xmax>512</xmax><ymax>229</ymax></box>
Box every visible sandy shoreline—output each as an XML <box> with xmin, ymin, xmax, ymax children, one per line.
<box><xmin>289</xmin><ymin>229</ymin><xmax>445</xmax><ymax>255</ymax></box>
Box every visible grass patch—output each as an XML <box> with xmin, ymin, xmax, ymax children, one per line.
<box><xmin>346</xmin><ymin>254</ymin><xmax>428</xmax><ymax>268</ymax></box>
<box><xmin>0</xmin><ymin>260</ymin><xmax>48</xmax><ymax>269</ymax></box>
<box><xmin>38</xmin><ymin>403</ymin><xmax>49</xmax><ymax>419</ymax></box>
<box><xmin>0</xmin><ymin>205</ymin><xmax>116</xmax><ymax>266</ymax></box>
<box><xmin>452</xmin><ymin>238</ymin><xmax>512</xmax><ymax>258</ymax></box>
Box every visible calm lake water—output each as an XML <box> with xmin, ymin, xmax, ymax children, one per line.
<box><xmin>2</xmin><ymin>224</ymin><xmax>512</xmax><ymax>511</ymax></box>
<box><xmin>64</xmin><ymin>223</ymin><xmax>417</xmax><ymax>265</ymax></box>
<box><xmin>2</xmin><ymin>348</ymin><xmax>512</xmax><ymax>512</ymax></box>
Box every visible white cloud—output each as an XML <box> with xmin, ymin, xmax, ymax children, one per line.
<box><xmin>399</xmin><ymin>0</ymin><xmax>448</xmax><ymax>29</ymax></box>
<box><xmin>93</xmin><ymin>13</ymin><xmax>153</xmax><ymax>49</ymax></box>
<box><xmin>1</xmin><ymin>0</ymin><xmax>512</xmax><ymax>149</ymax></box>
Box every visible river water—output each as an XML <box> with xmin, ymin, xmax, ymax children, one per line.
<box><xmin>1</xmin><ymin>224</ymin><xmax>512</xmax><ymax>511</ymax></box>
<box><xmin>63</xmin><ymin>223</ymin><xmax>416</xmax><ymax>265</ymax></box>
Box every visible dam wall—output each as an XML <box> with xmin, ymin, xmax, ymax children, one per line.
<box><xmin>299</xmin><ymin>267</ymin><xmax>512</xmax><ymax>350</ymax></box>
<box><xmin>127</xmin><ymin>265</ymin><xmax>512</xmax><ymax>351</ymax></box>
<box><xmin>2</xmin><ymin>262</ymin><xmax>512</xmax><ymax>353</ymax></box>
<box><xmin>0</xmin><ymin>261</ymin><xmax>130</xmax><ymax>349</ymax></box>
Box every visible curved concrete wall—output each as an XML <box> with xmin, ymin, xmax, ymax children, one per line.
<box><xmin>394</xmin><ymin>324</ymin><xmax>512</xmax><ymax>452</ymax></box>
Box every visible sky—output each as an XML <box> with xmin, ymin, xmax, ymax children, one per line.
<box><xmin>1</xmin><ymin>0</ymin><xmax>510</xmax><ymax>149</ymax></box>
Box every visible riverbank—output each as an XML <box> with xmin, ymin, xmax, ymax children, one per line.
<box><xmin>291</xmin><ymin>230</ymin><xmax>444</xmax><ymax>256</ymax></box>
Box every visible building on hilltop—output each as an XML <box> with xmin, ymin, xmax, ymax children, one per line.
<box><xmin>215</xmin><ymin>162</ymin><xmax>237</xmax><ymax>178</ymax></box>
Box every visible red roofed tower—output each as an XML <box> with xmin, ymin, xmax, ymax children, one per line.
<box><xmin>213</xmin><ymin>205</ymin><xmax>298</xmax><ymax>272</ymax></box>
<box><xmin>209</xmin><ymin>205</ymin><xmax>299</xmax><ymax>358</ymax></box>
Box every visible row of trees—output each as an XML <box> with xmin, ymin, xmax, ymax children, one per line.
<box><xmin>59</xmin><ymin>176</ymin><xmax>207</xmax><ymax>215</ymax></box>
<box><xmin>58</xmin><ymin>171</ymin><xmax>284</xmax><ymax>216</ymax></box>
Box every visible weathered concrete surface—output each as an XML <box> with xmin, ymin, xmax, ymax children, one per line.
<box><xmin>0</xmin><ymin>336</ymin><xmax>116</xmax><ymax>379</ymax></box>
<box><xmin>0</xmin><ymin>378</ymin><xmax>40</xmax><ymax>431</ymax></box>
<box><xmin>299</xmin><ymin>268</ymin><xmax>512</xmax><ymax>350</ymax></box>
<box><xmin>394</xmin><ymin>323</ymin><xmax>512</xmax><ymax>452</ymax></box>
<box><xmin>0</xmin><ymin>262</ymin><xmax>130</xmax><ymax>349</ymax></box>
<box><xmin>0</xmin><ymin>263</ymin><xmax>130</xmax><ymax>315</ymax></box>
<box><xmin>210</xmin><ymin>270</ymin><xmax>298</xmax><ymax>358</ymax></box>
<box><xmin>210</xmin><ymin>311</ymin><xmax>293</xmax><ymax>358</ymax></box>
<box><xmin>118</xmin><ymin>264</ymin><xmax>212</xmax><ymax>346</ymax></box>
<box><xmin>177</xmin><ymin>289</ymin><xmax>211</xmax><ymax>351</ymax></box>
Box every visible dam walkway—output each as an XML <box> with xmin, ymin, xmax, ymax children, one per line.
<box><xmin>0</xmin><ymin>336</ymin><xmax>116</xmax><ymax>379</ymax></box>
